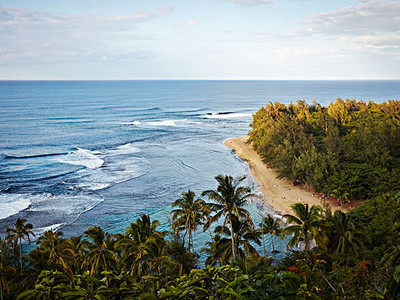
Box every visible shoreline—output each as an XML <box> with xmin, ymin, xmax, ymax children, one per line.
<box><xmin>224</xmin><ymin>136</ymin><xmax>344</xmax><ymax>216</ymax></box>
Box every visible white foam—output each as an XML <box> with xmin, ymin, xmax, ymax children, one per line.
<box><xmin>33</xmin><ymin>223</ymin><xmax>65</xmax><ymax>236</ymax></box>
<box><xmin>121</xmin><ymin>121</ymin><xmax>141</xmax><ymax>125</ymax></box>
<box><xmin>58</xmin><ymin>148</ymin><xmax>104</xmax><ymax>169</ymax></box>
<box><xmin>110</xmin><ymin>143</ymin><xmax>141</xmax><ymax>155</ymax></box>
<box><xmin>74</xmin><ymin>182</ymin><xmax>110</xmax><ymax>191</ymax></box>
<box><xmin>0</xmin><ymin>194</ymin><xmax>31</xmax><ymax>219</ymax></box>
<box><xmin>188</xmin><ymin>121</ymin><xmax>203</xmax><ymax>125</ymax></box>
<box><xmin>28</xmin><ymin>193</ymin><xmax>104</xmax><ymax>219</ymax></box>
<box><xmin>67</xmin><ymin>154</ymin><xmax>150</xmax><ymax>191</ymax></box>
<box><xmin>148</xmin><ymin>120</ymin><xmax>177</xmax><ymax>126</ymax></box>
<box><xmin>204</xmin><ymin>113</ymin><xmax>252</xmax><ymax>119</ymax></box>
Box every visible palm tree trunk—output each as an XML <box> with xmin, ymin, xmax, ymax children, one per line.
<box><xmin>208</xmin><ymin>227</ymin><xmax>213</xmax><ymax>240</ymax></box>
<box><xmin>229</xmin><ymin>214</ymin><xmax>236</xmax><ymax>259</ymax></box>
<box><xmin>305</xmin><ymin>236</ymin><xmax>310</xmax><ymax>252</ymax></box>
<box><xmin>19</xmin><ymin>237</ymin><xmax>23</xmax><ymax>269</ymax></box>
<box><xmin>262</xmin><ymin>224</ymin><xmax>265</xmax><ymax>257</ymax></box>
<box><xmin>270</xmin><ymin>233</ymin><xmax>277</xmax><ymax>267</ymax></box>
<box><xmin>188</xmin><ymin>223</ymin><xmax>192</xmax><ymax>253</ymax></box>
<box><xmin>0</xmin><ymin>279</ymin><xmax>3</xmax><ymax>300</ymax></box>
<box><xmin>182</xmin><ymin>231</ymin><xmax>187</xmax><ymax>248</ymax></box>
<box><xmin>190</xmin><ymin>232</ymin><xmax>194</xmax><ymax>254</ymax></box>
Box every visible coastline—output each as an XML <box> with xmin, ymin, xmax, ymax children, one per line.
<box><xmin>224</xmin><ymin>136</ymin><xmax>344</xmax><ymax>216</ymax></box>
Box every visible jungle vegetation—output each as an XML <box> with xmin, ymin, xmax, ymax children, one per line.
<box><xmin>249</xmin><ymin>99</ymin><xmax>400</xmax><ymax>201</ymax></box>
<box><xmin>0</xmin><ymin>174</ymin><xmax>399</xmax><ymax>299</ymax></box>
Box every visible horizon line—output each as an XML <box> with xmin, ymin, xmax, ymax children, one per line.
<box><xmin>1</xmin><ymin>78</ymin><xmax>400</xmax><ymax>81</ymax></box>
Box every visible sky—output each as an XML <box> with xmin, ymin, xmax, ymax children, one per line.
<box><xmin>0</xmin><ymin>0</ymin><xmax>399</xmax><ymax>80</ymax></box>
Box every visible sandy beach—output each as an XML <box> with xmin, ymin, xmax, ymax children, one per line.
<box><xmin>224</xmin><ymin>136</ymin><xmax>344</xmax><ymax>216</ymax></box>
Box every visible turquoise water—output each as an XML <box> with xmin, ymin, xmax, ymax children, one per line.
<box><xmin>1</xmin><ymin>80</ymin><xmax>399</xmax><ymax>258</ymax></box>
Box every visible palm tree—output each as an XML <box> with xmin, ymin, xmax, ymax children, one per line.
<box><xmin>37</xmin><ymin>230</ymin><xmax>74</xmax><ymax>278</ymax></box>
<box><xmin>259</xmin><ymin>214</ymin><xmax>283</xmax><ymax>266</ymax></box>
<box><xmin>200</xmin><ymin>234</ymin><xmax>226</xmax><ymax>267</ymax></box>
<box><xmin>283</xmin><ymin>202</ymin><xmax>327</xmax><ymax>251</ymax></box>
<box><xmin>329</xmin><ymin>211</ymin><xmax>369</xmax><ymax>257</ymax></box>
<box><xmin>68</xmin><ymin>235</ymin><xmax>87</xmax><ymax>273</ymax></box>
<box><xmin>142</xmin><ymin>238</ymin><xmax>169</xmax><ymax>275</ymax></box>
<box><xmin>125</xmin><ymin>214</ymin><xmax>162</xmax><ymax>244</ymax></box>
<box><xmin>0</xmin><ymin>261</ymin><xmax>15</xmax><ymax>300</ymax></box>
<box><xmin>116</xmin><ymin>215</ymin><xmax>162</xmax><ymax>277</ymax></box>
<box><xmin>202</xmin><ymin>174</ymin><xmax>255</xmax><ymax>259</ymax></box>
<box><xmin>5</xmin><ymin>217</ymin><xmax>35</xmax><ymax>268</ymax></box>
<box><xmin>171</xmin><ymin>190</ymin><xmax>205</xmax><ymax>253</ymax></box>
<box><xmin>214</xmin><ymin>214</ymin><xmax>260</xmax><ymax>260</ymax></box>
<box><xmin>0</xmin><ymin>239</ymin><xmax>15</xmax><ymax>300</ymax></box>
<box><xmin>83</xmin><ymin>226</ymin><xmax>117</xmax><ymax>277</ymax></box>
<box><xmin>201</xmin><ymin>204</ymin><xmax>214</xmax><ymax>240</ymax></box>
<box><xmin>164</xmin><ymin>239</ymin><xmax>198</xmax><ymax>276</ymax></box>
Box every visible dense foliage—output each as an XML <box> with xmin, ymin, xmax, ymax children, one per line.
<box><xmin>248</xmin><ymin>99</ymin><xmax>400</xmax><ymax>200</ymax></box>
<box><xmin>1</xmin><ymin>174</ymin><xmax>400</xmax><ymax>299</ymax></box>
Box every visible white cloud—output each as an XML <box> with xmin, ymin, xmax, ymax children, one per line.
<box><xmin>0</xmin><ymin>6</ymin><xmax>173</xmax><ymax>64</ymax></box>
<box><xmin>302</xmin><ymin>1</ymin><xmax>400</xmax><ymax>35</ymax></box>
<box><xmin>296</xmin><ymin>1</ymin><xmax>400</xmax><ymax>56</ymax></box>
<box><xmin>176</xmin><ymin>19</ymin><xmax>199</xmax><ymax>26</ymax></box>
<box><xmin>218</xmin><ymin>0</ymin><xmax>274</xmax><ymax>6</ymax></box>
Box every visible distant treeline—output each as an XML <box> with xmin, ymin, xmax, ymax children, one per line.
<box><xmin>249</xmin><ymin>99</ymin><xmax>400</xmax><ymax>200</ymax></box>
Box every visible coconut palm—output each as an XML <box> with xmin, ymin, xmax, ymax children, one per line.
<box><xmin>116</xmin><ymin>215</ymin><xmax>162</xmax><ymax>277</ymax></box>
<box><xmin>83</xmin><ymin>226</ymin><xmax>117</xmax><ymax>277</ymax></box>
<box><xmin>329</xmin><ymin>211</ymin><xmax>369</xmax><ymax>257</ymax></box>
<box><xmin>259</xmin><ymin>214</ymin><xmax>284</xmax><ymax>266</ymax></box>
<box><xmin>5</xmin><ymin>217</ymin><xmax>35</xmax><ymax>268</ymax></box>
<box><xmin>283</xmin><ymin>202</ymin><xmax>328</xmax><ymax>251</ymax></box>
<box><xmin>68</xmin><ymin>235</ymin><xmax>88</xmax><ymax>273</ymax></box>
<box><xmin>142</xmin><ymin>238</ymin><xmax>170</xmax><ymax>275</ymax></box>
<box><xmin>0</xmin><ymin>261</ymin><xmax>15</xmax><ymax>300</ymax></box>
<box><xmin>164</xmin><ymin>239</ymin><xmax>198</xmax><ymax>277</ymax></box>
<box><xmin>202</xmin><ymin>174</ymin><xmax>255</xmax><ymax>259</ymax></box>
<box><xmin>214</xmin><ymin>214</ymin><xmax>261</xmax><ymax>261</ymax></box>
<box><xmin>200</xmin><ymin>234</ymin><xmax>226</xmax><ymax>267</ymax></box>
<box><xmin>171</xmin><ymin>190</ymin><xmax>205</xmax><ymax>253</ymax></box>
<box><xmin>125</xmin><ymin>214</ymin><xmax>162</xmax><ymax>246</ymax></box>
<box><xmin>37</xmin><ymin>230</ymin><xmax>74</xmax><ymax>278</ymax></box>
<box><xmin>0</xmin><ymin>239</ymin><xmax>15</xmax><ymax>300</ymax></box>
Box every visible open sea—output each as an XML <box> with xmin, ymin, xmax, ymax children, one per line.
<box><xmin>1</xmin><ymin>80</ymin><xmax>400</xmax><ymax>257</ymax></box>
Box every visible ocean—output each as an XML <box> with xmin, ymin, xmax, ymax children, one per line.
<box><xmin>1</xmin><ymin>80</ymin><xmax>400</xmax><ymax>257</ymax></box>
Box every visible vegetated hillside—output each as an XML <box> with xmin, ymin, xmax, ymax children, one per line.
<box><xmin>249</xmin><ymin>99</ymin><xmax>400</xmax><ymax>201</ymax></box>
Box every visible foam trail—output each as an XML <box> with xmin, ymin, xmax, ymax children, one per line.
<box><xmin>33</xmin><ymin>223</ymin><xmax>65</xmax><ymax>236</ymax></box>
<box><xmin>108</xmin><ymin>143</ymin><xmax>141</xmax><ymax>155</ymax></box>
<box><xmin>121</xmin><ymin>121</ymin><xmax>141</xmax><ymax>125</ymax></box>
<box><xmin>58</xmin><ymin>148</ymin><xmax>104</xmax><ymax>169</ymax></box>
<box><xmin>204</xmin><ymin>112</ymin><xmax>252</xmax><ymax>119</ymax></box>
<box><xmin>148</xmin><ymin>120</ymin><xmax>177</xmax><ymax>126</ymax></box>
<box><xmin>0</xmin><ymin>194</ymin><xmax>31</xmax><ymax>219</ymax></box>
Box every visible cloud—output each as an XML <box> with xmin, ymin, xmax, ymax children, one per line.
<box><xmin>0</xmin><ymin>6</ymin><xmax>173</xmax><ymax>64</ymax></box>
<box><xmin>297</xmin><ymin>1</ymin><xmax>400</xmax><ymax>55</ymax></box>
<box><xmin>176</xmin><ymin>19</ymin><xmax>199</xmax><ymax>27</ymax></box>
<box><xmin>302</xmin><ymin>1</ymin><xmax>400</xmax><ymax>35</ymax></box>
<box><xmin>217</xmin><ymin>0</ymin><xmax>274</xmax><ymax>6</ymax></box>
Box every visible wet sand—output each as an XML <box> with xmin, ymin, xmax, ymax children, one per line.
<box><xmin>224</xmin><ymin>136</ymin><xmax>343</xmax><ymax>216</ymax></box>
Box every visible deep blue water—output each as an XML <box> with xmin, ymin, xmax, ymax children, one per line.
<box><xmin>1</xmin><ymin>80</ymin><xmax>400</xmax><ymax>257</ymax></box>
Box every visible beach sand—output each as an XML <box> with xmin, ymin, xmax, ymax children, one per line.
<box><xmin>224</xmin><ymin>136</ymin><xmax>344</xmax><ymax>216</ymax></box>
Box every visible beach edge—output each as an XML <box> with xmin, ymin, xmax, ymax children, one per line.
<box><xmin>224</xmin><ymin>136</ymin><xmax>343</xmax><ymax>216</ymax></box>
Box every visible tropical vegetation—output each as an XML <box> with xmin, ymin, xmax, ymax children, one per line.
<box><xmin>249</xmin><ymin>99</ymin><xmax>400</xmax><ymax>201</ymax></box>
